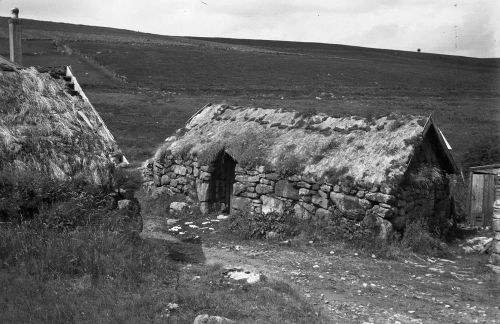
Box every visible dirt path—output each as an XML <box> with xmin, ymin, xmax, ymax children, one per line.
<box><xmin>143</xmin><ymin>215</ymin><xmax>500</xmax><ymax>324</ymax></box>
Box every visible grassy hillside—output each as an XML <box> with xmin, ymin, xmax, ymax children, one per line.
<box><xmin>0</xmin><ymin>17</ymin><xmax>498</xmax><ymax>165</ymax></box>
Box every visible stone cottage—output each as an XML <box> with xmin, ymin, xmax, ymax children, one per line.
<box><xmin>144</xmin><ymin>103</ymin><xmax>458</xmax><ymax>237</ymax></box>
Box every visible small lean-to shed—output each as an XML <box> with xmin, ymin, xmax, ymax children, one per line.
<box><xmin>145</xmin><ymin>104</ymin><xmax>459</xmax><ymax>238</ymax></box>
<box><xmin>468</xmin><ymin>164</ymin><xmax>500</xmax><ymax>227</ymax></box>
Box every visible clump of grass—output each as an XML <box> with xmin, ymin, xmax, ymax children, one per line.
<box><xmin>400</xmin><ymin>218</ymin><xmax>449</xmax><ymax>257</ymax></box>
<box><xmin>388</xmin><ymin>119</ymin><xmax>404</xmax><ymax>131</ymax></box>
<box><xmin>403</xmin><ymin>134</ymin><xmax>421</xmax><ymax>147</ymax></box>
<box><xmin>322</xmin><ymin>166</ymin><xmax>349</xmax><ymax>183</ymax></box>
<box><xmin>294</xmin><ymin>108</ymin><xmax>317</xmax><ymax>119</ymax></box>
<box><xmin>406</xmin><ymin>164</ymin><xmax>444</xmax><ymax>188</ymax></box>
<box><xmin>320</xmin><ymin>139</ymin><xmax>340</xmax><ymax>153</ymax></box>
<box><xmin>356</xmin><ymin>144</ymin><xmax>365</xmax><ymax>150</ymax></box>
<box><xmin>311</xmin><ymin>154</ymin><xmax>325</xmax><ymax>164</ymax></box>
<box><xmin>275</xmin><ymin>151</ymin><xmax>306</xmax><ymax>177</ymax></box>
<box><xmin>196</xmin><ymin>129</ymin><xmax>276</xmax><ymax>168</ymax></box>
<box><xmin>226</xmin><ymin>129</ymin><xmax>275</xmax><ymax>169</ymax></box>
<box><xmin>113</xmin><ymin>167</ymin><xmax>143</xmax><ymax>193</ymax></box>
<box><xmin>0</xmin><ymin>169</ymin><xmax>107</xmax><ymax>223</ymax></box>
<box><xmin>197</xmin><ymin>142</ymin><xmax>226</xmax><ymax>165</ymax></box>
<box><xmin>227</xmin><ymin>210</ymin><xmax>301</xmax><ymax>239</ymax></box>
<box><xmin>174</xmin><ymin>142</ymin><xmax>194</xmax><ymax>159</ymax></box>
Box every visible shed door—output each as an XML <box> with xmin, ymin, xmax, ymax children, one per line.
<box><xmin>470</xmin><ymin>173</ymin><xmax>496</xmax><ymax>226</ymax></box>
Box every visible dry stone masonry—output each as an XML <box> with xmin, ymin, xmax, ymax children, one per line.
<box><xmin>144</xmin><ymin>152</ymin><xmax>451</xmax><ymax>238</ymax></box>
<box><xmin>491</xmin><ymin>198</ymin><xmax>500</xmax><ymax>268</ymax></box>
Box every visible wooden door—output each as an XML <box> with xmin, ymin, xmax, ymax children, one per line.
<box><xmin>470</xmin><ymin>173</ymin><xmax>496</xmax><ymax>226</ymax></box>
<box><xmin>482</xmin><ymin>174</ymin><xmax>496</xmax><ymax>226</ymax></box>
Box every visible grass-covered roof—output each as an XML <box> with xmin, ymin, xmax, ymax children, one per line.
<box><xmin>156</xmin><ymin>104</ymin><xmax>433</xmax><ymax>184</ymax></box>
<box><xmin>0</xmin><ymin>67</ymin><xmax>123</xmax><ymax>183</ymax></box>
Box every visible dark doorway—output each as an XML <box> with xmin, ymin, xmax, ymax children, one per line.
<box><xmin>209</xmin><ymin>151</ymin><xmax>236</xmax><ymax>213</ymax></box>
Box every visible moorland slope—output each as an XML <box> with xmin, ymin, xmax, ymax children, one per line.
<box><xmin>0</xmin><ymin>16</ymin><xmax>498</xmax><ymax>165</ymax></box>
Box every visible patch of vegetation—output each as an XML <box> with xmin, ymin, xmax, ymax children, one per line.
<box><xmin>155</xmin><ymin>144</ymin><xmax>173</xmax><ymax>161</ymax></box>
<box><xmin>356</xmin><ymin>144</ymin><xmax>365</xmax><ymax>150</ymax></box>
<box><xmin>311</xmin><ymin>154</ymin><xmax>325</xmax><ymax>164</ymax></box>
<box><xmin>294</xmin><ymin>108</ymin><xmax>317</xmax><ymax>119</ymax></box>
<box><xmin>175</xmin><ymin>142</ymin><xmax>195</xmax><ymax>159</ymax></box>
<box><xmin>417</xmin><ymin>118</ymin><xmax>427</xmax><ymax>127</ymax></box>
<box><xmin>0</xmin><ymin>174</ymin><xmax>326</xmax><ymax>324</ymax></box>
<box><xmin>388</xmin><ymin>119</ymin><xmax>404</xmax><ymax>131</ymax></box>
<box><xmin>322</xmin><ymin>166</ymin><xmax>349</xmax><ymax>184</ymax></box>
<box><xmin>0</xmin><ymin>169</ymin><xmax>105</xmax><ymax>223</ymax></box>
<box><xmin>320</xmin><ymin>139</ymin><xmax>341</xmax><ymax>153</ymax></box>
<box><xmin>386</xmin><ymin>146</ymin><xmax>399</xmax><ymax>155</ymax></box>
<box><xmin>228</xmin><ymin>210</ymin><xmax>301</xmax><ymax>239</ymax></box>
<box><xmin>114</xmin><ymin>167</ymin><xmax>143</xmax><ymax>193</ymax></box>
<box><xmin>197</xmin><ymin>142</ymin><xmax>226</xmax><ymax>165</ymax></box>
<box><xmin>405</xmin><ymin>164</ymin><xmax>444</xmax><ymax>188</ymax></box>
<box><xmin>275</xmin><ymin>151</ymin><xmax>306</xmax><ymax>177</ymax></box>
<box><xmin>400</xmin><ymin>218</ymin><xmax>449</xmax><ymax>257</ymax></box>
<box><xmin>0</xmin><ymin>168</ymin><xmax>143</xmax><ymax>232</ymax></box>
<box><xmin>0</xmin><ymin>219</ymin><xmax>327</xmax><ymax>323</ymax></box>
<box><xmin>403</xmin><ymin>134</ymin><xmax>422</xmax><ymax>147</ymax></box>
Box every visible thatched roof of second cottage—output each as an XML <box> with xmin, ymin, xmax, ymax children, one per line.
<box><xmin>0</xmin><ymin>63</ymin><xmax>125</xmax><ymax>183</ymax></box>
<box><xmin>155</xmin><ymin>104</ymin><xmax>456</xmax><ymax>184</ymax></box>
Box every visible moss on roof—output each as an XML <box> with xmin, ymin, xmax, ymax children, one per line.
<box><xmin>0</xmin><ymin>68</ymin><xmax>122</xmax><ymax>183</ymax></box>
<box><xmin>156</xmin><ymin>104</ymin><xmax>428</xmax><ymax>185</ymax></box>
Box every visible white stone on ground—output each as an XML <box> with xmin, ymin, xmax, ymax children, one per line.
<box><xmin>169</xmin><ymin>201</ymin><xmax>189</xmax><ymax>212</ymax></box>
<box><xmin>166</xmin><ymin>219</ymin><xmax>179</xmax><ymax>226</ymax></box>
<box><xmin>225</xmin><ymin>267</ymin><xmax>262</xmax><ymax>284</ymax></box>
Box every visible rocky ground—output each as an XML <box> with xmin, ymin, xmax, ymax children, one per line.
<box><xmin>142</xmin><ymin>213</ymin><xmax>500</xmax><ymax>324</ymax></box>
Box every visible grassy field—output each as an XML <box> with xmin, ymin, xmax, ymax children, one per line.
<box><xmin>0</xmin><ymin>17</ymin><xmax>498</xmax><ymax>165</ymax></box>
<box><xmin>0</xmin><ymin>223</ymin><xmax>326</xmax><ymax>323</ymax></box>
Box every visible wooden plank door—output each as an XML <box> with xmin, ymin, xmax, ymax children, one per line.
<box><xmin>483</xmin><ymin>174</ymin><xmax>496</xmax><ymax>227</ymax></box>
<box><xmin>470</xmin><ymin>173</ymin><xmax>484</xmax><ymax>226</ymax></box>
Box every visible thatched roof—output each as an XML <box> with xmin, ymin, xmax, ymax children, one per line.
<box><xmin>156</xmin><ymin>103</ymin><xmax>456</xmax><ymax>185</ymax></box>
<box><xmin>0</xmin><ymin>54</ymin><xmax>21</xmax><ymax>71</ymax></box>
<box><xmin>0</xmin><ymin>63</ymin><xmax>125</xmax><ymax>183</ymax></box>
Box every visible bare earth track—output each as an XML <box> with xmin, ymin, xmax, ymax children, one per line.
<box><xmin>142</xmin><ymin>214</ymin><xmax>500</xmax><ymax>324</ymax></box>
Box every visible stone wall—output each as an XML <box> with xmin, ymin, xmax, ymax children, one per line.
<box><xmin>230</xmin><ymin>165</ymin><xmax>449</xmax><ymax>238</ymax></box>
<box><xmin>490</xmin><ymin>188</ymin><xmax>500</xmax><ymax>268</ymax></box>
<box><xmin>144</xmin><ymin>154</ymin><xmax>451</xmax><ymax>238</ymax></box>
<box><xmin>142</xmin><ymin>155</ymin><xmax>214</xmax><ymax>214</ymax></box>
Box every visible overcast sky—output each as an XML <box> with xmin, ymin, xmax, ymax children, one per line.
<box><xmin>1</xmin><ymin>0</ymin><xmax>498</xmax><ymax>58</ymax></box>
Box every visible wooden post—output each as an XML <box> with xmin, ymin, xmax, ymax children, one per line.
<box><xmin>8</xmin><ymin>8</ymin><xmax>22</xmax><ymax>65</ymax></box>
